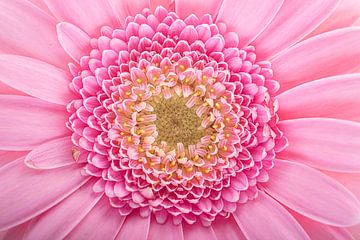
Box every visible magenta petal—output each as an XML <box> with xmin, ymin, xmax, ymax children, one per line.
<box><xmin>25</xmin><ymin>137</ymin><xmax>75</xmax><ymax>169</ymax></box>
<box><xmin>273</xmin><ymin>27</ymin><xmax>360</xmax><ymax>92</ymax></box>
<box><xmin>183</xmin><ymin>222</ymin><xmax>217</xmax><ymax>240</ymax></box>
<box><xmin>264</xmin><ymin>160</ymin><xmax>360</xmax><ymax>227</ymax></box>
<box><xmin>277</xmin><ymin>74</ymin><xmax>360</xmax><ymax>121</ymax></box>
<box><xmin>233</xmin><ymin>191</ymin><xmax>309</xmax><ymax>240</ymax></box>
<box><xmin>278</xmin><ymin>118</ymin><xmax>360</xmax><ymax>172</ymax></box>
<box><xmin>115</xmin><ymin>213</ymin><xmax>150</xmax><ymax>239</ymax></box>
<box><xmin>0</xmin><ymin>55</ymin><xmax>74</xmax><ymax>105</ymax></box>
<box><xmin>212</xmin><ymin>216</ymin><xmax>245</xmax><ymax>240</ymax></box>
<box><xmin>148</xmin><ymin>219</ymin><xmax>183</xmax><ymax>240</ymax></box>
<box><xmin>0</xmin><ymin>95</ymin><xmax>69</xmax><ymax>151</ymax></box>
<box><xmin>217</xmin><ymin>0</ymin><xmax>284</xmax><ymax>48</ymax></box>
<box><xmin>24</xmin><ymin>180</ymin><xmax>102</xmax><ymax>240</ymax></box>
<box><xmin>0</xmin><ymin>158</ymin><xmax>88</xmax><ymax>230</ymax></box>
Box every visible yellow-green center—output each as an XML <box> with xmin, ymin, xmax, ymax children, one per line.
<box><xmin>152</xmin><ymin>95</ymin><xmax>204</xmax><ymax>148</ymax></box>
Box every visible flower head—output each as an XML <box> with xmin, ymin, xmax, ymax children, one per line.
<box><xmin>1</xmin><ymin>0</ymin><xmax>360</xmax><ymax>239</ymax></box>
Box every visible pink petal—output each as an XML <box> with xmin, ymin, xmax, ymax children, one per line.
<box><xmin>0</xmin><ymin>221</ymin><xmax>31</xmax><ymax>240</ymax></box>
<box><xmin>115</xmin><ymin>213</ymin><xmax>150</xmax><ymax>239</ymax></box>
<box><xmin>44</xmin><ymin>0</ymin><xmax>119</xmax><ymax>36</ymax></box>
<box><xmin>0</xmin><ymin>0</ymin><xmax>70</xmax><ymax>69</ymax></box>
<box><xmin>272</xmin><ymin>27</ymin><xmax>360</xmax><ymax>93</ymax></box>
<box><xmin>66</xmin><ymin>196</ymin><xmax>125</xmax><ymax>240</ymax></box>
<box><xmin>150</xmin><ymin>0</ymin><xmax>174</xmax><ymax>12</ymax></box>
<box><xmin>0</xmin><ymin>95</ymin><xmax>68</xmax><ymax>151</ymax></box>
<box><xmin>0</xmin><ymin>55</ymin><xmax>74</xmax><ymax>105</ymax></box>
<box><xmin>308</xmin><ymin>0</ymin><xmax>360</xmax><ymax>37</ymax></box>
<box><xmin>278</xmin><ymin>118</ymin><xmax>360</xmax><ymax>172</ymax></box>
<box><xmin>216</xmin><ymin>0</ymin><xmax>284</xmax><ymax>48</ymax></box>
<box><xmin>233</xmin><ymin>191</ymin><xmax>309</xmax><ymax>239</ymax></box>
<box><xmin>264</xmin><ymin>160</ymin><xmax>360</xmax><ymax>227</ymax></box>
<box><xmin>253</xmin><ymin>0</ymin><xmax>339</xmax><ymax>60</ymax></box>
<box><xmin>277</xmin><ymin>74</ymin><xmax>360</xmax><ymax>121</ymax></box>
<box><xmin>24</xmin><ymin>137</ymin><xmax>75</xmax><ymax>169</ymax></box>
<box><xmin>0</xmin><ymin>150</ymin><xmax>28</xmax><ymax>168</ymax></box>
<box><xmin>291</xmin><ymin>210</ymin><xmax>354</xmax><ymax>240</ymax></box>
<box><xmin>212</xmin><ymin>216</ymin><xmax>246</xmax><ymax>240</ymax></box>
<box><xmin>183</xmin><ymin>222</ymin><xmax>217</xmax><ymax>240</ymax></box>
<box><xmin>0</xmin><ymin>158</ymin><xmax>88</xmax><ymax>230</ymax></box>
<box><xmin>24</xmin><ymin>180</ymin><xmax>102</xmax><ymax>240</ymax></box>
<box><xmin>175</xmin><ymin>0</ymin><xmax>222</xmax><ymax>19</ymax></box>
<box><xmin>148</xmin><ymin>219</ymin><xmax>183</xmax><ymax>240</ymax></box>
<box><xmin>57</xmin><ymin>22</ymin><xmax>91</xmax><ymax>63</ymax></box>
<box><xmin>0</xmin><ymin>81</ymin><xmax>25</xmax><ymax>96</ymax></box>
<box><xmin>109</xmin><ymin>0</ymin><xmax>150</xmax><ymax>26</ymax></box>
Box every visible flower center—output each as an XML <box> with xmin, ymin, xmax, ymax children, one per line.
<box><xmin>152</xmin><ymin>95</ymin><xmax>204</xmax><ymax>148</ymax></box>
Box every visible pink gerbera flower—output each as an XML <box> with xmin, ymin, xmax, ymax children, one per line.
<box><xmin>1</xmin><ymin>0</ymin><xmax>360</xmax><ymax>239</ymax></box>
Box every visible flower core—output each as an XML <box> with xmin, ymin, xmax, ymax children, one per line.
<box><xmin>67</xmin><ymin>6</ymin><xmax>286</xmax><ymax>225</ymax></box>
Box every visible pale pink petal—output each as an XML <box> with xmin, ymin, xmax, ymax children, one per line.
<box><xmin>272</xmin><ymin>27</ymin><xmax>360</xmax><ymax>93</ymax></box>
<box><xmin>0</xmin><ymin>95</ymin><xmax>68</xmax><ymax>151</ymax></box>
<box><xmin>0</xmin><ymin>150</ymin><xmax>28</xmax><ymax>168</ymax></box>
<box><xmin>150</xmin><ymin>0</ymin><xmax>174</xmax><ymax>12</ymax></box>
<box><xmin>108</xmin><ymin>0</ymin><xmax>150</xmax><ymax>26</ymax></box>
<box><xmin>0</xmin><ymin>0</ymin><xmax>70</xmax><ymax>69</ymax></box>
<box><xmin>183</xmin><ymin>222</ymin><xmax>217</xmax><ymax>240</ymax></box>
<box><xmin>278</xmin><ymin>118</ymin><xmax>360</xmax><ymax>172</ymax></box>
<box><xmin>264</xmin><ymin>160</ymin><xmax>360</xmax><ymax>227</ymax></box>
<box><xmin>148</xmin><ymin>219</ymin><xmax>183</xmax><ymax>240</ymax></box>
<box><xmin>233</xmin><ymin>191</ymin><xmax>309</xmax><ymax>240</ymax></box>
<box><xmin>253</xmin><ymin>0</ymin><xmax>339</xmax><ymax>60</ymax></box>
<box><xmin>0</xmin><ymin>158</ymin><xmax>88</xmax><ymax>230</ymax></box>
<box><xmin>0</xmin><ymin>81</ymin><xmax>26</xmax><ymax>96</ymax></box>
<box><xmin>175</xmin><ymin>0</ymin><xmax>222</xmax><ymax>19</ymax></box>
<box><xmin>57</xmin><ymin>22</ymin><xmax>91</xmax><ymax>63</ymax></box>
<box><xmin>308</xmin><ymin>0</ymin><xmax>360</xmax><ymax>37</ymax></box>
<box><xmin>216</xmin><ymin>0</ymin><xmax>284</xmax><ymax>48</ymax></box>
<box><xmin>0</xmin><ymin>55</ymin><xmax>74</xmax><ymax>105</ymax></box>
<box><xmin>66</xmin><ymin>196</ymin><xmax>125</xmax><ymax>240</ymax></box>
<box><xmin>44</xmin><ymin>0</ymin><xmax>119</xmax><ymax>36</ymax></box>
<box><xmin>28</xmin><ymin>0</ymin><xmax>52</xmax><ymax>14</ymax></box>
<box><xmin>212</xmin><ymin>216</ymin><xmax>246</xmax><ymax>240</ymax></box>
<box><xmin>290</xmin><ymin>210</ymin><xmax>354</xmax><ymax>240</ymax></box>
<box><xmin>24</xmin><ymin>180</ymin><xmax>102</xmax><ymax>240</ymax></box>
<box><xmin>25</xmin><ymin>137</ymin><xmax>75</xmax><ymax>169</ymax></box>
<box><xmin>115</xmin><ymin>213</ymin><xmax>150</xmax><ymax>240</ymax></box>
<box><xmin>277</xmin><ymin>74</ymin><xmax>360</xmax><ymax>121</ymax></box>
<box><xmin>0</xmin><ymin>221</ymin><xmax>31</xmax><ymax>240</ymax></box>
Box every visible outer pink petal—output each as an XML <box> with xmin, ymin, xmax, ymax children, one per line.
<box><xmin>277</xmin><ymin>74</ymin><xmax>360</xmax><ymax>121</ymax></box>
<box><xmin>0</xmin><ymin>150</ymin><xmax>28</xmax><ymax>168</ymax></box>
<box><xmin>0</xmin><ymin>158</ymin><xmax>88</xmax><ymax>231</ymax></box>
<box><xmin>150</xmin><ymin>0</ymin><xmax>174</xmax><ymax>12</ymax></box>
<box><xmin>24</xmin><ymin>180</ymin><xmax>101</xmax><ymax>240</ymax></box>
<box><xmin>44</xmin><ymin>0</ymin><xmax>119</xmax><ymax>36</ymax></box>
<box><xmin>108</xmin><ymin>0</ymin><xmax>150</xmax><ymax>26</ymax></box>
<box><xmin>290</xmin><ymin>210</ymin><xmax>354</xmax><ymax>240</ymax></box>
<box><xmin>183</xmin><ymin>222</ymin><xmax>217</xmax><ymax>240</ymax></box>
<box><xmin>0</xmin><ymin>81</ymin><xmax>26</xmax><ymax>96</ymax></box>
<box><xmin>272</xmin><ymin>27</ymin><xmax>360</xmax><ymax>93</ymax></box>
<box><xmin>115</xmin><ymin>213</ymin><xmax>150</xmax><ymax>240</ymax></box>
<box><xmin>278</xmin><ymin>118</ymin><xmax>360</xmax><ymax>172</ymax></box>
<box><xmin>308</xmin><ymin>0</ymin><xmax>360</xmax><ymax>37</ymax></box>
<box><xmin>24</xmin><ymin>137</ymin><xmax>75</xmax><ymax>169</ymax></box>
<box><xmin>0</xmin><ymin>221</ymin><xmax>31</xmax><ymax>240</ymax></box>
<box><xmin>264</xmin><ymin>160</ymin><xmax>360</xmax><ymax>227</ymax></box>
<box><xmin>28</xmin><ymin>0</ymin><xmax>52</xmax><ymax>15</ymax></box>
<box><xmin>65</xmin><ymin>196</ymin><xmax>125</xmax><ymax>240</ymax></box>
<box><xmin>0</xmin><ymin>0</ymin><xmax>70</xmax><ymax>69</ymax></box>
<box><xmin>253</xmin><ymin>0</ymin><xmax>339</xmax><ymax>60</ymax></box>
<box><xmin>0</xmin><ymin>95</ymin><xmax>68</xmax><ymax>151</ymax></box>
<box><xmin>233</xmin><ymin>191</ymin><xmax>309</xmax><ymax>240</ymax></box>
<box><xmin>216</xmin><ymin>0</ymin><xmax>284</xmax><ymax>48</ymax></box>
<box><xmin>212</xmin><ymin>216</ymin><xmax>246</xmax><ymax>240</ymax></box>
<box><xmin>57</xmin><ymin>22</ymin><xmax>91</xmax><ymax>64</ymax></box>
<box><xmin>175</xmin><ymin>0</ymin><xmax>222</xmax><ymax>19</ymax></box>
<box><xmin>148</xmin><ymin>219</ymin><xmax>183</xmax><ymax>240</ymax></box>
<box><xmin>0</xmin><ymin>55</ymin><xmax>74</xmax><ymax>105</ymax></box>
